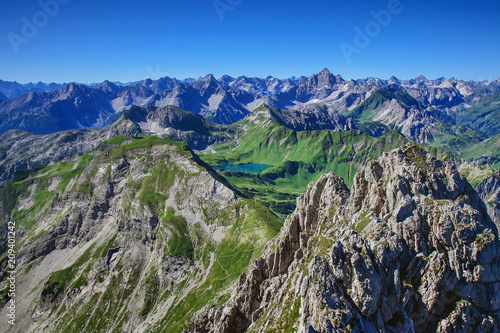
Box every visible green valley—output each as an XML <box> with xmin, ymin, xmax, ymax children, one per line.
<box><xmin>199</xmin><ymin>106</ymin><xmax>409</xmax><ymax>217</ymax></box>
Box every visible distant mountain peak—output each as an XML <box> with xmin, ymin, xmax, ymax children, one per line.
<box><xmin>203</xmin><ymin>74</ymin><xmax>217</xmax><ymax>82</ymax></box>
<box><xmin>97</xmin><ymin>80</ymin><xmax>121</xmax><ymax>94</ymax></box>
<box><xmin>217</xmin><ymin>75</ymin><xmax>235</xmax><ymax>86</ymax></box>
<box><xmin>313</xmin><ymin>68</ymin><xmax>344</xmax><ymax>83</ymax></box>
<box><xmin>319</xmin><ymin>68</ymin><xmax>332</xmax><ymax>75</ymax></box>
<box><xmin>66</xmin><ymin>82</ymin><xmax>80</xmax><ymax>91</ymax></box>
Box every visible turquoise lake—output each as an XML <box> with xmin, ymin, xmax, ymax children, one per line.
<box><xmin>214</xmin><ymin>163</ymin><xmax>274</xmax><ymax>173</ymax></box>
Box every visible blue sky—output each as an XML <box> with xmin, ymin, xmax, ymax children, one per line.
<box><xmin>0</xmin><ymin>0</ymin><xmax>499</xmax><ymax>83</ymax></box>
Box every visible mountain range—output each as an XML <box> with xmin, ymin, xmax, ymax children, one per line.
<box><xmin>1</xmin><ymin>69</ymin><xmax>500</xmax><ymax>332</ymax></box>
<box><xmin>0</xmin><ymin>80</ymin><xmax>67</xmax><ymax>100</ymax></box>
<box><xmin>1</xmin><ymin>74</ymin><xmax>499</xmax><ymax>218</ymax></box>
<box><xmin>1</xmin><ymin>69</ymin><xmax>499</xmax><ymax>133</ymax></box>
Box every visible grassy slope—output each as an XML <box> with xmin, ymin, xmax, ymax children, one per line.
<box><xmin>0</xmin><ymin>136</ymin><xmax>281</xmax><ymax>333</ymax></box>
<box><xmin>429</xmin><ymin>122</ymin><xmax>488</xmax><ymax>155</ymax></box>
<box><xmin>459</xmin><ymin>163</ymin><xmax>498</xmax><ymax>188</ymax></box>
<box><xmin>456</xmin><ymin>94</ymin><xmax>500</xmax><ymax>137</ymax></box>
<box><xmin>460</xmin><ymin>134</ymin><xmax>500</xmax><ymax>170</ymax></box>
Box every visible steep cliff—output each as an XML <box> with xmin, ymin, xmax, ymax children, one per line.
<box><xmin>475</xmin><ymin>172</ymin><xmax>500</xmax><ymax>230</ymax></box>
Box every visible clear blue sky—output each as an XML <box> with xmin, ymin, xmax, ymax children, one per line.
<box><xmin>0</xmin><ymin>0</ymin><xmax>499</xmax><ymax>83</ymax></box>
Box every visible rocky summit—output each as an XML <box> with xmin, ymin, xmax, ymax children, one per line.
<box><xmin>190</xmin><ymin>145</ymin><xmax>500</xmax><ymax>332</ymax></box>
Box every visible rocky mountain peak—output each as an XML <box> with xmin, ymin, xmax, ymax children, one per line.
<box><xmin>389</xmin><ymin>75</ymin><xmax>400</xmax><ymax>84</ymax></box>
<box><xmin>314</xmin><ymin>67</ymin><xmax>342</xmax><ymax>83</ymax></box>
<box><xmin>54</xmin><ymin>82</ymin><xmax>85</xmax><ymax>99</ymax></box>
<box><xmin>349</xmin><ymin>145</ymin><xmax>487</xmax><ymax>220</ymax></box>
<box><xmin>319</xmin><ymin>67</ymin><xmax>332</xmax><ymax>75</ymax></box>
<box><xmin>202</xmin><ymin>74</ymin><xmax>217</xmax><ymax>82</ymax></box>
<box><xmin>314</xmin><ymin>68</ymin><xmax>344</xmax><ymax>84</ymax></box>
<box><xmin>65</xmin><ymin>82</ymin><xmax>79</xmax><ymax>91</ymax></box>
<box><xmin>217</xmin><ymin>75</ymin><xmax>234</xmax><ymax>86</ymax></box>
<box><xmin>97</xmin><ymin>80</ymin><xmax>121</xmax><ymax>94</ymax></box>
<box><xmin>416</xmin><ymin>74</ymin><xmax>428</xmax><ymax>81</ymax></box>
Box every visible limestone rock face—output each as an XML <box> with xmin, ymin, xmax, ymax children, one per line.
<box><xmin>189</xmin><ymin>145</ymin><xmax>500</xmax><ymax>333</ymax></box>
<box><xmin>475</xmin><ymin>172</ymin><xmax>500</xmax><ymax>229</ymax></box>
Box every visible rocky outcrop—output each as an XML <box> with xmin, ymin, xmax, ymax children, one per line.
<box><xmin>265</xmin><ymin>104</ymin><xmax>356</xmax><ymax>132</ymax></box>
<box><xmin>189</xmin><ymin>145</ymin><xmax>500</xmax><ymax>332</ymax></box>
<box><xmin>475</xmin><ymin>172</ymin><xmax>500</xmax><ymax>229</ymax></box>
<box><xmin>119</xmin><ymin>105</ymin><xmax>236</xmax><ymax>149</ymax></box>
